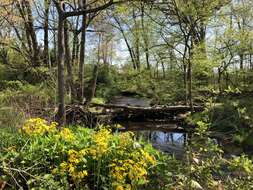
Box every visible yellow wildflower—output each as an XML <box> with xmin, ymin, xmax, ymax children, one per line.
<box><xmin>125</xmin><ymin>184</ymin><xmax>131</xmax><ymax>190</ymax></box>
<box><xmin>68</xmin><ymin>149</ymin><xmax>80</xmax><ymax>164</ymax></box>
<box><xmin>52</xmin><ymin>168</ymin><xmax>58</xmax><ymax>174</ymax></box>
<box><xmin>53</xmin><ymin>148</ymin><xmax>89</xmax><ymax>183</ymax></box>
<box><xmin>68</xmin><ymin>164</ymin><xmax>75</xmax><ymax>173</ymax></box>
<box><xmin>60</xmin><ymin>162</ymin><xmax>68</xmax><ymax>172</ymax></box>
<box><xmin>118</xmin><ymin>132</ymin><xmax>135</xmax><ymax>148</ymax></box>
<box><xmin>116</xmin><ymin>185</ymin><xmax>124</xmax><ymax>190</ymax></box>
<box><xmin>140</xmin><ymin>149</ymin><xmax>156</xmax><ymax>166</ymax></box>
<box><xmin>115</xmin><ymin>124</ymin><xmax>123</xmax><ymax>129</ymax></box>
<box><xmin>21</xmin><ymin>118</ymin><xmax>57</xmax><ymax>135</ymax></box>
<box><xmin>90</xmin><ymin>128</ymin><xmax>112</xmax><ymax>158</ymax></box>
<box><xmin>60</xmin><ymin>128</ymin><xmax>75</xmax><ymax>141</ymax></box>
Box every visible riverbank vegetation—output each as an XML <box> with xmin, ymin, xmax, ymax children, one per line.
<box><xmin>1</xmin><ymin>118</ymin><xmax>253</xmax><ymax>189</ymax></box>
<box><xmin>1</xmin><ymin>0</ymin><xmax>253</xmax><ymax>189</ymax></box>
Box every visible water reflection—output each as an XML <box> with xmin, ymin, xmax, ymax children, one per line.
<box><xmin>111</xmin><ymin>95</ymin><xmax>186</xmax><ymax>156</ymax></box>
<box><xmin>134</xmin><ymin>130</ymin><xmax>186</xmax><ymax>157</ymax></box>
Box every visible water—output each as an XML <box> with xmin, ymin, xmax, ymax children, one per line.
<box><xmin>112</xmin><ymin>95</ymin><xmax>186</xmax><ymax>156</ymax></box>
<box><xmin>111</xmin><ymin>96</ymin><xmax>151</xmax><ymax>107</ymax></box>
<box><xmin>124</xmin><ymin>128</ymin><xmax>186</xmax><ymax>157</ymax></box>
<box><xmin>118</xmin><ymin>121</ymin><xmax>186</xmax><ymax>156</ymax></box>
<box><xmin>143</xmin><ymin>131</ymin><xmax>186</xmax><ymax>147</ymax></box>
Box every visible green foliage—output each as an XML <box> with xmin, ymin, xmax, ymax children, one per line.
<box><xmin>210</xmin><ymin>102</ymin><xmax>242</xmax><ymax>132</ymax></box>
<box><xmin>229</xmin><ymin>154</ymin><xmax>253</xmax><ymax>175</ymax></box>
<box><xmin>91</xmin><ymin>97</ymin><xmax>106</xmax><ymax>104</ymax></box>
<box><xmin>0</xmin><ymin>63</ymin><xmax>52</xmax><ymax>85</ymax></box>
<box><xmin>196</xmin><ymin>120</ymin><xmax>210</xmax><ymax>136</ymax></box>
<box><xmin>96</xmin><ymin>65</ymin><xmax>113</xmax><ymax>86</ymax></box>
<box><xmin>1</xmin><ymin>116</ymin><xmax>253</xmax><ymax>190</ymax></box>
<box><xmin>0</xmin><ymin>83</ymin><xmax>56</xmax><ymax>121</ymax></box>
<box><xmin>96</xmin><ymin>83</ymin><xmax>119</xmax><ymax>101</ymax></box>
<box><xmin>23</xmin><ymin>67</ymin><xmax>52</xmax><ymax>85</ymax></box>
<box><xmin>112</xmin><ymin>68</ymin><xmax>185</xmax><ymax>104</ymax></box>
<box><xmin>147</xmin><ymin>118</ymin><xmax>253</xmax><ymax>190</ymax></box>
<box><xmin>0</xmin><ymin>119</ymin><xmax>159</xmax><ymax>190</ymax></box>
<box><xmin>0</xmin><ymin>84</ymin><xmax>54</xmax><ymax>107</ymax></box>
<box><xmin>175</xmin><ymin>113</ymin><xmax>253</xmax><ymax>190</ymax></box>
<box><xmin>0</xmin><ymin>126</ymin><xmax>26</xmax><ymax>152</ymax></box>
<box><xmin>93</xmin><ymin>65</ymin><xmax>120</xmax><ymax>101</ymax></box>
<box><xmin>0</xmin><ymin>80</ymin><xmax>24</xmax><ymax>91</ymax></box>
<box><xmin>0</xmin><ymin>106</ymin><xmax>25</xmax><ymax>127</ymax></box>
<box><xmin>190</xmin><ymin>99</ymin><xmax>248</xmax><ymax>133</ymax></box>
<box><xmin>188</xmin><ymin>96</ymin><xmax>253</xmax><ymax>154</ymax></box>
<box><xmin>224</xmin><ymin>86</ymin><xmax>241</xmax><ymax>95</ymax></box>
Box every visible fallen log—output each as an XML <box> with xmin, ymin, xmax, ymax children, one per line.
<box><xmin>62</xmin><ymin>103</ymin><xmax>202</xmax><ymax>128</ymax></box>
<box><xmin>90</xmin><ymin>103</ymin><xmax>204</xmax><ymax>121</ymax></box>
<box><xmin>90</xmin><ymin>103</ymin><xmax>203</xmax><ymax>112</ymax></box>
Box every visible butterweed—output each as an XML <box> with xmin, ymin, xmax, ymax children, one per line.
<box><xmin>109</xmin><ymin>145</ymin><xmax>156</xmax><ymax>188</ymax></box>
<box><xmin>54</xmin><ymin>149</ymin><xmax>88</xmax><ymax>182</ymax></box>
<box><xmin>15</xmin><ymin>118</ymin><xmax>159</xmax><ymax>189</ymax></box>
<box><xmin>89</xmin><ymin>127</ymin><xmax>112</xmax><ymax>158</ymax></box>
<box><xmin>21</xmin><ymin>118</ymin><xmax>57</xmax><ymax>135</ymax></box>
<box><xmin>59</xmin><ymin>128</ymin><xmax>75</xmax><ymax>141</ymax></box>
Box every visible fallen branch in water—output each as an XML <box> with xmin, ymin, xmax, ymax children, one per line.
<box><xmin>90</xmin><ymin>103</ymin><xmax>204</xmax><ymax>112</ymax></box>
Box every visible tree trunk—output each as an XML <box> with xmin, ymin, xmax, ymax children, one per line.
<box><xmin>52</xmin><ymin>6</ymin><xmax>57</xmax><ymax>66</ymax></box>
<box><xmin>133</xmin><ymin>9</ymin><xmax>140</xmax><ymax>71</ymax></box>
<box><xmin>71</xmin><ymin>31</ymin><xmax>78</xmax><ymax>64</ymax></box>
<box><xmin>71</xmin><ymin>16</ymin><xmax>80</xmax><ymax>64</ymax></box>
<box><xmin>161</xmin><ymin>60</ymin><xmax>165</xmax><ymax>79</ymax></box>
<box><xmin>183</xmin><ymin>63</ymin><xmax>187</xmax><ymax>104</ymax></box>
<box><xmin>113</xmin><ymin>16</ymin><xmax>136</xmax><ymax>70</ymax></box>
<box><xmin>64</xmin><ymin>20</ymin><xmax>75</xmax><ymax>103</ymax></box>
<box><xmin>57</xmin><ymin>13</ymin><xmax>66</xmax><ymax>125</ymax></box>
<box><xmin>24</xmin><ymin>0</ymin><xmax>40</xmax><ymax>66</ymax></box>
<box><xmin>187</xmin><ymin>60</ymin><xmax>193</xmax><ymax>111</ymax></box>
<box><xmin>218</xmin><ymin>67</ymin><xmax>222</xmax><ymax>92</ymax></box>
<box><xmin>156</xmin><ymin>61</ymin><xmax>159</xmax><ymax>78</ymax></box>
<box><xmin>78</xmin><ymin>4</ymin><xmax>87</xmax><ymax>102</ymax></box>
<box><xmin>134</xmin><ymin>32</ymin><xmax>140</xmax><ymax>71</ymax></box>
<box><xmin>239</xmin><ymin>54</ymin><xmax>244</xmax><ymax>70</ymax></box>
<box><xmin>225</xmin><ymin>72</ymin><xmax>229</xmax><ymax>89</ymax></box>
<box><xmin>0</xmin><ymin>48</ymin><xmax>9</xmax><ymax>65</ymax></box>
<box><xmin>43</xmin><ymin>0</ymin><xmax>50</xmax><ymax>67</ymax></box>
<box><xmin>16</xmin><ymin>0</ymin><xmax>40</xmax><ymax>66</ymax></box>
<box><xmin>141</xmin><ymin>4</ymin><xmax>150</xmax><ymax>70</ymax></box>
<box><xmin>250</xmin><ymin>54</ymin><xmax>253</xmax><ymax>69</ymax></box>
<box><xmin>76</xmin><ymin>38</ymin><xmax>80</xmax><ymax>63</ymax></box>
<box><xmin>85</xmin><ymin>65</ymin><xmax>98</xmax><ymax>106</ymax></box>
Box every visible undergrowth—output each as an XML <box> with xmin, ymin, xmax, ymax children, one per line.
<box><xmin>0</xmin><ymin>118</ymin><xmax>253</xmax><ymax>190</ymax></box>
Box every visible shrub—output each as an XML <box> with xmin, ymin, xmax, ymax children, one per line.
<box><xmin>1</xmin><ymin>118</ymin><xmax>253</xmax><ymax>189</ymax></box>
<box><xmin>0</xmin><ymin>106</ymin><xmax>25</xmax><ymax>127</ymax></box>
<box><xmin>0</xmin><ymin>80</ymin><xmax>24</xmax><ymax>91</ymax></box>
<box><xmin>0</xmin><ymin>84</ymin><xmax>55</xmax><ymax>114</ymax></box>
<box><xmin>23</xmin><ymin>67</ymin><xmax>52</xmax><ymax>84</ymax></box>
<box><xmin>0</xmin><ymin>118</ymin><xmax>159</xmax><ymax>190</ymax></box>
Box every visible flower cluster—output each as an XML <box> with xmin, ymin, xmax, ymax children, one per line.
<box><xmin>117</xmin><ymin>132</ymin><xmax>134</xmax><ymax>149</ymax></box>
<box><xmin>19</xmin><ymin>118</ymin><xmax>158</xmax><ymax>189</ymax></box>
<box><xmin>53</xmin><ymin>149</ymin><xmax>88</xmax><ymax>182</ymax></box>
<box><xmin>109</xmin><ymin>144</ymin><xmax>156</xmax><ymax>189</ymax></box>
<box><xmin>89</xmin><ymin>127</ymin><xmax>112</xmax><ymax>158</ymax></box>
<box><xmin>59</xmin><ymin>128</ymin><xmax>75</xmax><ymax>142</ymax></box>
<box><xmin>21</xmin><ymin>118</ymin><xmax>57</xmax><ymax>135</ymax></box>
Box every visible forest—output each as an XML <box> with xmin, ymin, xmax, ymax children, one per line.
<box><xmin>0</xmin><ymin>0</ymin><xmax>253</xmax><ymax>189</ymax></box>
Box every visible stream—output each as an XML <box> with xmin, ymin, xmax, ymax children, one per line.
<box><xmin>110</xmin><ymin>95</ymin><xmax>186</xmax><ymax>156</ymax></box>
<box><xmin>108</xmin><ymin>95</ymin><xmax>251</xmax><ymax>157</ymax></box>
